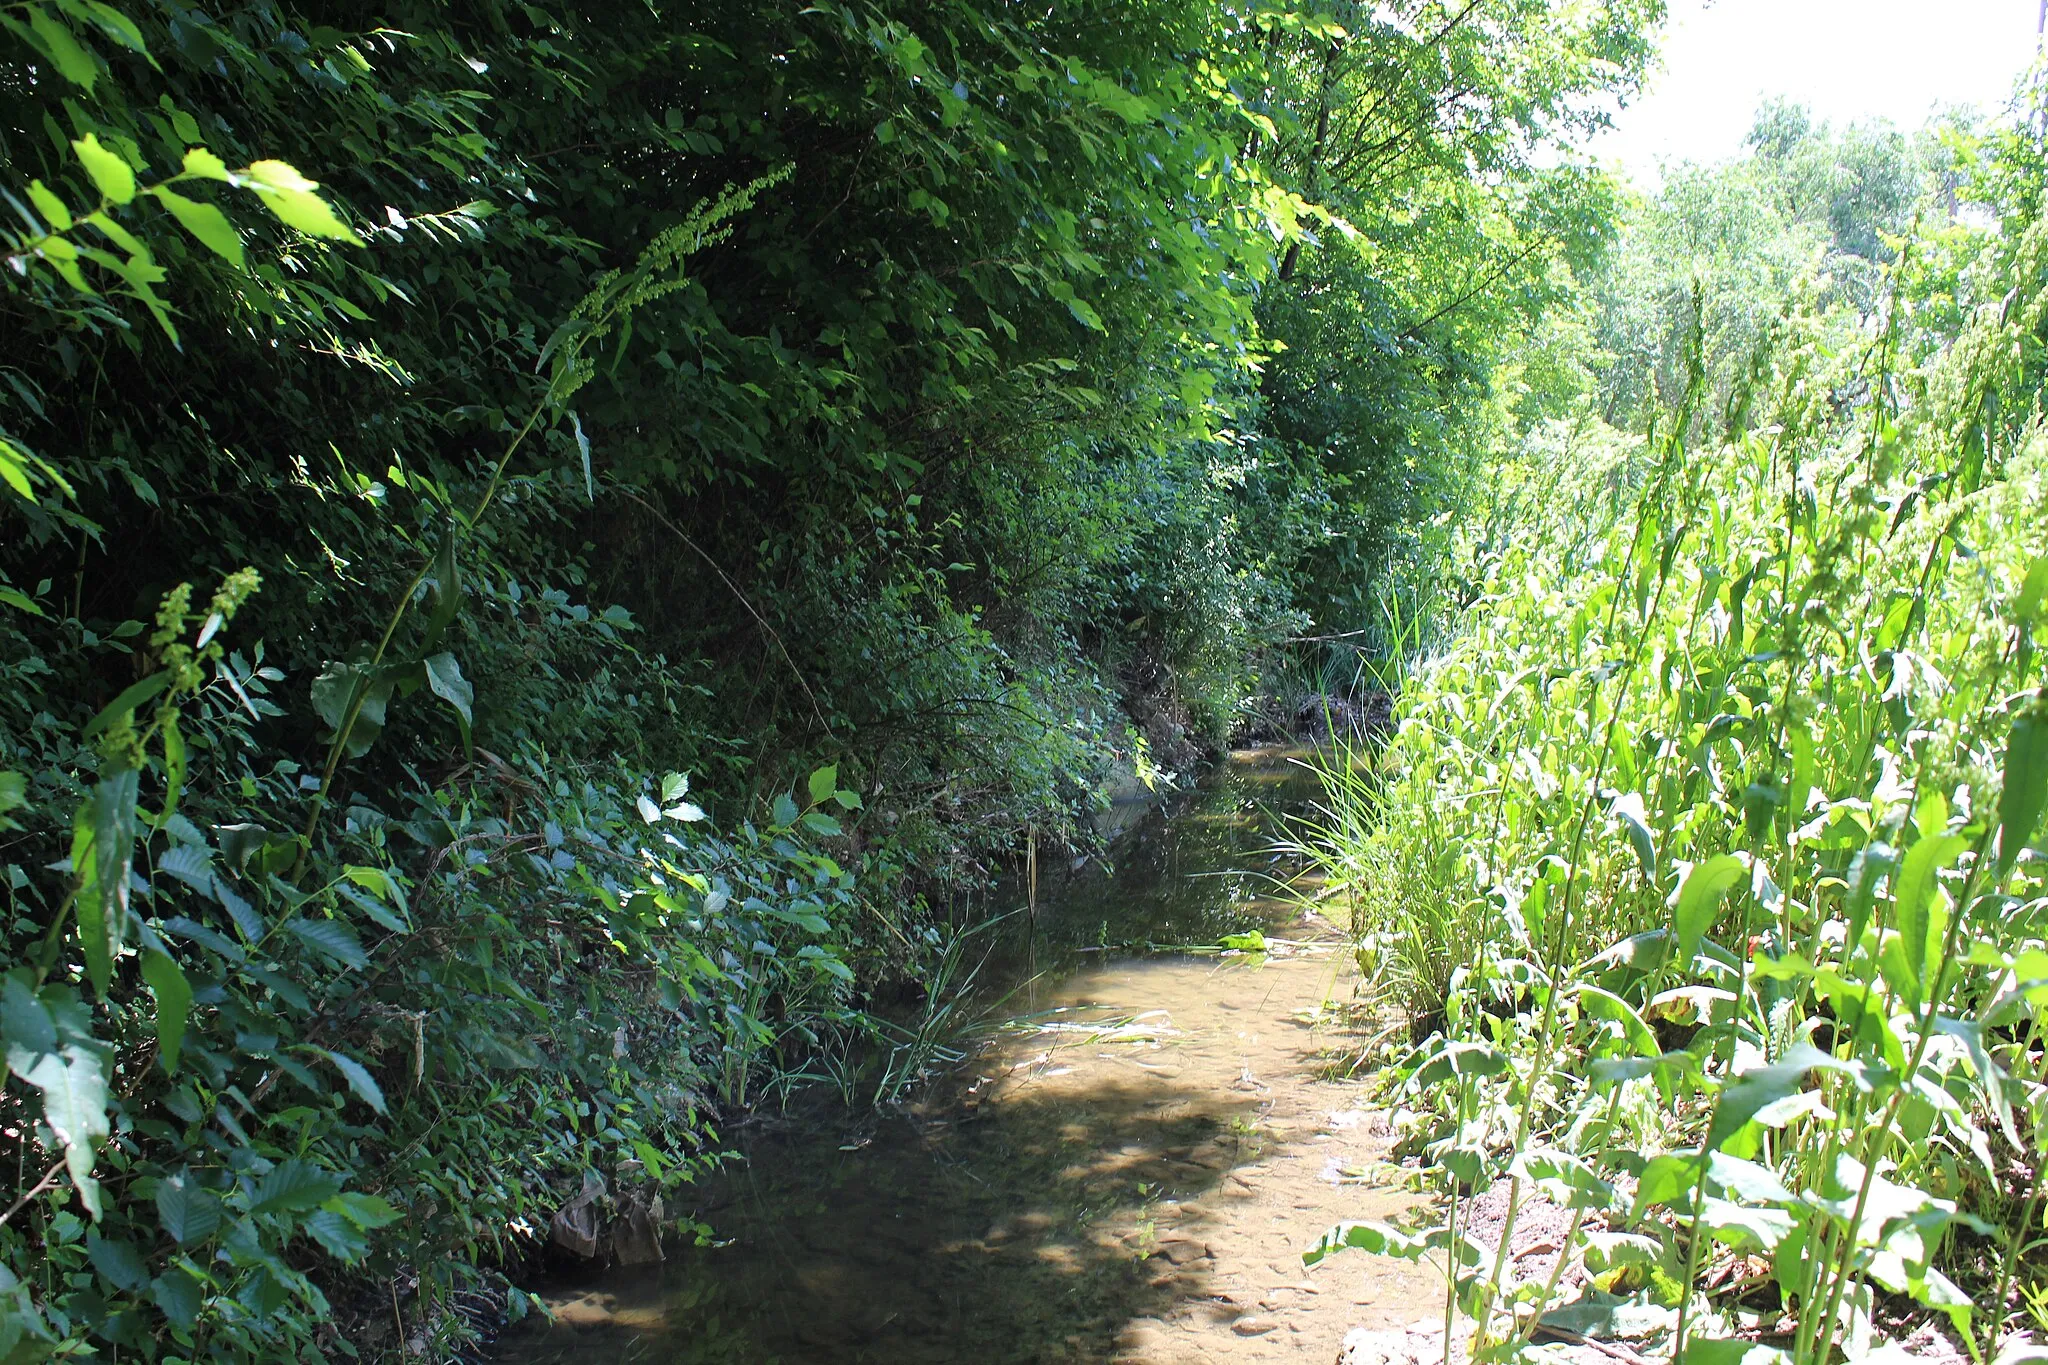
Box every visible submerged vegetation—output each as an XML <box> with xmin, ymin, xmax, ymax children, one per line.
<box><xmin>1305</xmin><ymin>77</ymin><xmax>2048</xmax><ymax>1365</ymax></box>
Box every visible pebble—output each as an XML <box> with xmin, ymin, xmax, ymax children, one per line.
<box><xmin>551</xmin><ymin>1294</ymin><xmax>615</xmax><ymax>1329</ymax></box>
<box><xmin>1233</xmin><ymin>1316</ymin><xmax>1279</xmax><ymax>1336</ymax></box>
<box><xmin>1150</xmin><ymin>1235</ymin><xmax>1213</xmax><ymax>1266</ymax></box>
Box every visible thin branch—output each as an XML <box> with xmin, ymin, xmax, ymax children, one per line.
<box><xmin>1</xmin><ymin>1160</ymin><xmax>65</xmax><ymax>1228</ymax></box>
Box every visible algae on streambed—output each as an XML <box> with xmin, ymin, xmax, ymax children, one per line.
<box><xmin>495</xmin><ymin>748</ymin><xmax>1435</xmax><ymax>1364</ymax></box>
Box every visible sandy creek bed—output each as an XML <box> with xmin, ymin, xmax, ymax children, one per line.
<box><xmin>497</xmin><ymin>749</ymin><xmax>1442</xmax><ymax>1364</ymax></box>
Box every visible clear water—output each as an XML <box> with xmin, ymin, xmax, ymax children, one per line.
<box><xmin>495</xmin><ymin>748</ymin><xmax>1357</xmax><ymax>1364</ymax></box>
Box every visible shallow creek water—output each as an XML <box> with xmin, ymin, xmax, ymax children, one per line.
<box><xmin>496</xmin><ymin>748</ymin><xmax>1436</xmax><ymax>1364</ymax></box>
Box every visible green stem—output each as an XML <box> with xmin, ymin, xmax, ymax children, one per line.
<box><xmin>1807</xmin><ymin>820</ymin><xmax>1999</xmax><ymax>1365</ymax></box>
<box><xmin>1474</xmin><ymin>424</ymin><xmax>1698</xmax><ymax>1347</ymax></box>
<box><xmin>293</xmin><ymin>400</ymin><xmax>551</xmax><ymax>871</ymax></box>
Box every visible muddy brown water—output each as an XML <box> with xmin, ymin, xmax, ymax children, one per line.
<box><xmin>495</xmin><ymin>748</ymin><xmax>1437</xmax><ymax>1364</ymax></box>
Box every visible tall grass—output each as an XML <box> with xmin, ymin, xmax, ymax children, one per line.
<box><xmin>1299</xmin><ymin>172</ymin><xmax>2048</xmax><ymax>1358</ymax></box>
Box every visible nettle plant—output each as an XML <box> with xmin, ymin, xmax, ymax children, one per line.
<box><xmin>1303</xmin><ymin>210</ymin><xmax>2048</xmax><ymax>1359</ymax></box>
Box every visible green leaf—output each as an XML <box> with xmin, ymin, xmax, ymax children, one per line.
<box><xmin>1609</xmin><ymin>791</ymin><xmax>1656</xmax><ymax>879</ymax></box>
<box><xmin>24</xmin><ymin>1045</ymin><xmax>108</xmax><ymax>1207</ymax></box>
<box><xmin>311</xmin><ymin>1047</ymin><xmax>386</xmax><ymax>1114</ymax></box>
<box><xmin>1634</xmin><ymin>1152</ymin><xmax>1706</xmax><ymax>1211</ymax></box>
<box><xmin>1999</xmin><ymin>696</ymin><xmax>2048</xmax><ymax>874</ymax></box>
<box><xmin>151</xmin><ymin>187</ymin><xmax>245</xmax><ymax>268</ymax></box>
<box><xmin>424</xmin><ymin>651</ymin><xmax>473</xmax><ymax>727</ymax></box>
<box><xmin>156</xmin><ymin>1171</ymin><xmax>222</xmax><ymax>1244</ymax></box>
<box><xmin>772</xmin><ymin>792</ymin><xmax>800</xmax><ymax>827</ymax></box>
<box><xmin>250</xmin><ymin>1159</ymin><xmax>344</xmax><ymax>1215</ymax></box>
<box><xmin>305</xmin><ymin>1208</ymin><xmax>369</xmax><ymax>1260</ymax></box>
<box><xmin>140</xmin><ymin>948</ymin><xmax>191</xmax><ymax>1072</ymax></box>
<box><xmin>27</xmin><ymin>179</ymin><xmax>72</xmax><ymax>231</ymax></box>
<box><xmin>1705</xmin><ymin>1151</ymin><xmax>1796</xmax><ymax>1204</ymax></box>
<box><xmin>420</xmin><ymin>520</ymin><xmax>463</xmax><ymax>648</ymax></box>
<box><xmin>309</xmin><ymin>659</ymin><xmax>360</xmax><ymax>732</ymax></box>
<box><xmin>1064</xmin><ymin>294</ymin><xmax>1105</xmax><ymax>331</ymax></box>
<box><xmin>1676</xmin><ymin>1338</ymin><xmax>1792</xmax><ymax>1365</ymax></box>
<box><xmin>323</xmin><ymin>1191</ymin><xmax>403</xmax><ymax>1229</ymax></box>
<box><xmin>798</xmin><ymin>945</ymin><xmax>855</xmax><ymax>981</ymax></box>
<box><xmin>1698</xmin><ymin>1197</ymin><xmax>1797</xmax><ymax>1252</ymax></box>
<box><xmin>0</xmin><ymin>584</ymin><xmax>43</xmax><ymax>615</ymax></box>
<box><xmin>80</xmin><ymin>2</ymin><xmax>150</xmax><ymax>57</ymax></box>
<box><xmin>1674</xmin><ymin>853</ymin><xmax>1747</xmax><ymax>969</ymax></box>
<box><xmin>80</xmin><ymin>669</ymin><xmax>171</xmax><ymax>739</ymax></box>
<box><xmin>0</xmin><ymin>771</ymin><xmax>23</xmax><ymax>832</ymax></box>
<box><xmin>1706</xmin><ymin>1044</ymin><xmax>1878</xmax><ymax>1153</ymax></box>
<box><xmin>336</xmin><ymin>882</ymin><xmax>409</xmax><ymax>933</ymax></box>
<box><xmin>179</xmin><ymin>147</ymin><xmax>230</xmax><ymax>182</ymax></box>
<box><xmin>801</xmin><ymin>811</ymin><xmax>843</xmax><ymax>837</ymax></box>
<box><xmin>75</xmin><ymin>764</ymin><xmax>140</xmax><ymax>996</ymax></box>
<box><xmin>86</xmin><ymin>1231</ymin><xmax>148</xmax><ymax>1291</ymax></box>
<box><xmin>1302</xmin><ymin>1219</ymin><xmax>1483</xmax><ymax>1269</ymax></box>
<box><xmin>1588</xmin><ymin>1049</ymin><xmax>1701</xmax><ymax>1093</ymax></box>
<box><xmin>1578</xmin><ymin>985</ymin><xmax>1659</xmax><ymax>1058</ymax></box>
<box><xmin>1894</xmin><ymin>832</ymin><xmax>1967</xmax><ymax>1009</ymax></box>
<box><xmin>152</xmin><ymin>1268</ymin><xmax>202</xmax><ymax>1328</ymax></box>
<box><xmin>29</xmin><ymin>5</ymin><xmax>98</xmax><ymax>90</ymax></box>
<box><xmin>310</xmin><ymin>661</ymin><xmax>391</xmax><ymax>758</ymax></box>
<box><xmin>808</xmin><ymin>764</ymin><xmax>838</xmax><ymax>806</ymax></box>
<box><xmin>343</xmin><ymin>864</ymin><xmax>408</xmax><ymax>916</ymax></box>
<box><xmin>1845</xmin><ymin>841</ymin><xmax>1897</xmax><ymax>951</ymax></box>
<box><xmin>1409</xmin><ymin>1040</ymin><xmax>1507</xmax><ymax>1088</ymax></box>
<box><xmin>1302</xmin><ymin>1220</ymin><xmax>1427</xmax><ymax>1267</ymax></box>
<box><xmin>0</xmin><ymin>976</ymin><xmax>56</xmax><ymax>1078</ymax></box>
<box><xmin>158</xmin><ymin>708</ymin><xmax>187</xmax><ymax>829</ymax></box>
<box><xmin>572</xmin><ymin>409</ymin><xmax>594</xmax><ymax>501</ymax></box>
<box><xmin>71</xmin><ymin>132</ymin><xmax>133</xmax><ymax>203</ymax></box>
<box><xmin>243</xmin><ymin>160</ymin><xmax>356</xmax><ymax>241</ymax></box>
<box><xmin>2016</xmin><ymin>553</ymin><xmax>2048</xmax><ymax>625</ymax></box>
<box><xmin>286</xmin><ymin>918</ymin><xmax>367</xmax><ymax>969</ymax></box>
<box><xmin>1511</xmin><ymin>1148</ymin><xmax>1618</xmax><ymax>1211</ymax></box>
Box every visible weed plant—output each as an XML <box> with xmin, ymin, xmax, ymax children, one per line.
<box><xmin>1300</xmin><ymin>103</ymin><xmax>2048</xmax><ymax>1364</ymax></box>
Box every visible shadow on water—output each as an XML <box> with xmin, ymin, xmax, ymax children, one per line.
<box><xmin>496</xmin><ymin>747</ymin><xmax>1349</xmax><ymax>1364</ymax></box>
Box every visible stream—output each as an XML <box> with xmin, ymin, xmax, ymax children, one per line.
<box><xmin>494</xmin><ymin>747</ymin><xmax>1433</xmax><ymax>1364</ymax></box>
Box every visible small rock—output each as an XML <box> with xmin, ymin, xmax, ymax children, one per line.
<box><xmin>551</xmin><ymin>1294</ymin><xmax>614</xmax><ymax>1329</ymax></box>
<box><xmin>1233</xmin><ymin>1316</ymin><xmax>1278</xmax><ymax>1336</ymax></box>
<box><xmin>1117</xmin><ymin>1319</ymin><xmax>1171</xmax><ymax>1352</ymax></box>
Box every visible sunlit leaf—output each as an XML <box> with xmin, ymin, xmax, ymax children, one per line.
<box><xmin>151</xmin><ymin>186</ymin><xmax>245</xmax><ymax>268</ymax></box>
<box><xmin>1999</xmin><ymin>696</ymin><xmax>2048</xmax><ymax>874</ymax></box>
<box><xmin>1674</xmin><ymin>853</ymin><xmax>1747</xmax><ymax>968</ymax></box>
<box><xmin>243</xmin><ymin>160</ymin><xmax>356</xmax><ymax>240</ymax></box>
<box><xmin>1893</xmin><ymin>832</ymin><xmax>1967</xmax><ymax>1009</ymax></box>
<box><xmin>71</xmin><ymin>133</ymin><xmax>132</xmax><ymax>203</ymax></box>
<box><xmin>29</xmin><ymin>5</ymin><xmax>98</xmax><ymax>90</ymax></box>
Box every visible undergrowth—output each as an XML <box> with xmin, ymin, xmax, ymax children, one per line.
<box><xmin>1299</xmin><ymin>81</ymin><xmax>2048</xmax><ymax>1365</ymax></box>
